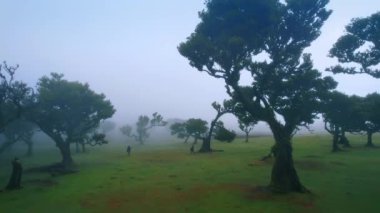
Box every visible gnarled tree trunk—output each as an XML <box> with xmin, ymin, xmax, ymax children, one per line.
<box><xmin>338</xmin><ymin>131</ymin><xmax>351</xmax><ymax>148</ymax></box>
<box><xmin>58</xmin><ymin>142</ymin><xmax>74</xmax><ymax>168</ymax></box>
<box><xmin>269</xmin><ymin>122</ymin><xmax>306</xmax><ymax>193</ymax></box>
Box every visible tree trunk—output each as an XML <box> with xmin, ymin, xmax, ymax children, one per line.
<box><xmin>245</xmin><ymin>132</ymin><xmax>249</xmax><ymax>143</ymax></box>
<box><xmin>366</xmin><ymin>131</ymin><xmax>374</xmax><ymax>147</ymax></box>
<box><xmin>184</xmin><ymin>136</ymin><xmax>189</xmax><ymax>143</ymax></box>
<box><xmin>339</xmin><ymin>131</ymin><xmax>351</xmax><ymax>148</ymax></box>
<box><xmin>58</xmin><ymin>143</ymin><xmax>74</xmax><ymax>168</ymax></box>
<box><xmin>6</xmin><ymin>158</ymin><xmax>22</xmax><ymax>190</ymax></box>
<box><xmin>25</xmin><ymin>141</ymin><xmax>33</xmax><ymax>157</ymax></box>
<box><xmin>268</xmin><ymin>123</ymin><xmax>306</xmax><ymax>193</ymax></box>
<box><xmin>75</xmin><ymin>141</ymin><xmax>80</xmax><ymax>153</ymax></box>
<box><xmin>81</xmin><ymin>143</ymin><xmax>86</xmax><ymax>153</ymax></box>
<box><xmin>199</xmin><ymin>138</ymin><xmax>211</xmax><ymax>153</ymax></box>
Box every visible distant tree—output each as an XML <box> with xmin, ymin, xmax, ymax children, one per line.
<box><xmin>182</xmin><ymin>118</ymin><xmax>208</xmax><ymax>144</ymax></box>
<box><xmin>0</xmin><ymin>61</ymin><xmax>33</xmax><ymax>132</ymax></box>
<box><xmin>0</xmin><ymin>119</ymin><xmax>37</xmax><ymax>156</ymax></box>
<box><xmin>179</xmin><ymin>0</ymin><xmax>335</xmax><ymax>192</ymax></box>
<box><xmin>360</xmin><ymin>93</ymin><xmax>380</xmax><ymax>147</ymax></box>
<box><xmin>199</xmin><ymin>101</ymin><xmax>234</xmax><ymax>153</ymax></box>
<box><xmin>328</xmin><ymin>12</ymin><xmax>380</xmax><ymax>78</ymax></box>
<box><xmin>121</xmin><ymin>113</ymin><xmax>167</xmax><ymax>144</ymax></box>
<box><xmin>28</xmin><ymin>73</ymin><xmax>115</xmax><ymax>169</ymax></box>
<box><xmin>214</xmin><ymin>123</ymin><xmax>236</xmax><ymax>143</ymax></box>
<box><xmin>170</xmin><ymin>122</ymin><xmax>191</xmax><ymax>143</ymax></box>
<box><xmin>322</xmin><ymin>92</ymin><xmax>362</xmax><ymax>152</ymax></box>
<box><xmin>237</xmin><ymin>111</ymin><xmax>258</xmax><ymax>143</ymax></box>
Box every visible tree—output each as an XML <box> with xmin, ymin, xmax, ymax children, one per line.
<box><xmin>179</xmin><ymin>0</ymin><xmax>336</xmax><ymax>193</ymax></box>
<box><xmin>237</xmin><ymin>112</ymin><xmax>258</xmax><ymax>143</ymax></box>
<box><xmin>360</xmin><ymin>93</ymin><xmax>380</xmax><ymax>147</ymax></box>
<box><xmin>170</xmin><ymin>122</ymin><xmax>191</xmax><ymax>143</ymax></box>
<box><xmin>0</xmin><ymin>62</ymin><xmax>33</xmax><ymax>132</ymax></box>
<box><xmin>199</xmin><ymin>100</ymin><xmax>234</xmax><ymax>152</ymax></box>
<box><xmin>29</xmin><ymin>73</ymin><xmax>115</xmax><ymax>169</ymax></box>
<box><xmin>121</xmin><ymin>113</ymin><xmax>167</xmax><ymax>144</ymax></box>
<box><xmin>322</xmin><ymin>92</ymin><xmax>362</xmax><ymax>152</ymax></box>
<box><xmin>328</xmin><ymin>12</ymin><xmax>380</xmax><ymax>78</ymax></box>
<box><xmin>0</xmin><ymin>119</ymin><xmax>37</xmax><ymax>156</ymax></box>
<box><xmin>171</xmin><ymin>118</ymin><xmax>208</xmax><ymax>145</ymax></box>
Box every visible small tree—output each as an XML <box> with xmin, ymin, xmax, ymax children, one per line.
<box><xmin>29</xmin><ymin>73</ymin><xmax>115</xmax><ymax>169</ymax></box>
<box><xmin>360</xmin><ymin>93</ymin><xmax>380</xmax><ymax>147</ymax></box>
<box><xmin>0</xmin><ymin>62</ymin><xmax>33</xmax><ymax>132</ymax></box>
<box><xmin>322</xmin><ymin>92</ymin><xmax>362</xmax><ymax>152</ymax></box>
<box><xmin>199</xmin><ymin>100</ymin><xmax>234</xmax><ymax>153</ymax></box>
<box><xmin>170</xmin><ymin>122</ymin><xmax>191</xmax><ymax>143</ymax></box>
<box><xmin>0</xmin><ymin>119</ymin><xmax>36</xmax><ymax>156</ymax></box>
<box><xmin>328</xmin><ymin>12</ymin><xmax>380</xmax><ymax>78</ymax></box>
<box><xmin>121</xmin><ymin>113</ymin><xmax>167</xmax><ymax>144</ymax></box>
<box><xmin>237</xmin><ymin>111</ymin><xmax>258</xmax><ymax>143</ymax></box>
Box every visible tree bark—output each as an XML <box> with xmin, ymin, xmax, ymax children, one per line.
<box><xmin>58</xmin><ymin>143</ymin><xmax>74</xmax><ymax>168</ymax></box>
<box><xmin>199</xmin><ymin>138</ymin><xmax>211</xmax><ymax>153</ymax></box>
<box><xmin>268</xmin><ymin>122</ymin><xmax>306</xmax><ymax>193</ymax></box>
<box><xmin>339</xmin><ymin>131</ymin><xmax>351</xmax><ymax>148</ymax></box>
<box><xmin>332</xmin><ymin>128</ymin><xmax>341</xmax><ymax>152</ymax></box>
<box><xmin>6</xmin><ymin>158</ymin><xmax>22</xmax><ymax>190</ymax></box>
<box><xmin>245</xmin><ymin>132</ymin><xmax>249</xmax><ymax>143</ymax></box>
<box><xmin>366</xmin><ymin>131</ymin><xmax>374</xmax><ymax>147</ymax></box>
<box><xmin>25</xmin><ymin>141</ymin><xmax>33</xmax><ymax>157</ymax></box>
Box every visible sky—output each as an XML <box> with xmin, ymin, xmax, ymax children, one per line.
<box><xmin>1</xmin><ymin>0</ymin><xmax>380</xmax><ymax>133</ymax></box>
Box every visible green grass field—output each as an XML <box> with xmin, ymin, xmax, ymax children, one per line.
<box><xmin>1</xmin><ymin>134</ymin><xmax>380</xmax><ymax>213</ymax></box>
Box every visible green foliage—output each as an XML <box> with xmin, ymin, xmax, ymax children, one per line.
<box><xmin>179</xmin><ymin>0</ymin><xmax>335</xmax><ymax>191</ymax></box>
<box><xmin>29</xmin><ymin>73</ymin><xmax>115</xmax><ymax>165</ymax></box>
<box><xmin>328</xmin><ymin>12</ymin><xmax>380</xmax><ymax>78</ymax></box>
<box><xmin>214</xmin><ymin>124</ymin><xmax>236</xmax><ymax>143</ymax></box>
<box><xmin>0</xmin><ymin>119</ymin><xmax>36</xmax><ymax>155</ymax></box>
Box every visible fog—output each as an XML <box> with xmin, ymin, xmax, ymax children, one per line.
<box><xmin>1</xmin><ymin>0</ymin><xmax>380</xmax><ymax>135</ymax></box>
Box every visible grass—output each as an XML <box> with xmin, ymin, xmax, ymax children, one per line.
<box><xmin>1</xmin><ymin>134</ymin><xmax>380</xmax><ymax>212</ymax></box>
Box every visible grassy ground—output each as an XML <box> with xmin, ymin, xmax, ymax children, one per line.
<box><xmin>1</xmin><ymin>134</ymin><xmax>380</xmax><ymax>213</ymax></box>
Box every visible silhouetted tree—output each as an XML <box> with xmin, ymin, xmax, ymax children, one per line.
<box><xmin>322</xmin><ymin>92</ymin><xmax>361</xmax><ymax>152</ymax></box>
<box><xmin>360</xmin><ymin>93</ymin><xmax>380</xmax><ymax>147</ymax></box>
<box><xmin>170</xmin><ymin>122</ymin><xmax>191</xmax><ymax>143</ymax></box>
<box><xmin>29</xmin><ymin>73</ymin><xmax>115</xmax><ymax>169</ymax></box>
<box><xmin>179</xmin><ymin>0</ymin><xmax>335</xmax><ymax>193</ymax></box>
<box><xmin>328</xmin><ymin>12</ymin><xmax>380</xmax><ymax>78</ymax></box>
<box><xmin>0</xmin><ymin>119</ymin><xmax>37</xmax><ymax>156</ymax></box>
<box><xmin>0</xmin><ymin>62</ymin><xmax>33</xmax><ymax>132</ymax></box>
<box><xmin>237</xmin><ymin>112</ymin><xmax>258</xmax><ymax>143</ymax></box>
<box><xmin>199</xmin><ymin>101</ymin><xmax>234</xmax><ymax>152</ymax></box>
<box><xmin>121</xmin><ymin>113</ymin><xmax>167</xmax><ymax>144</ymax></box>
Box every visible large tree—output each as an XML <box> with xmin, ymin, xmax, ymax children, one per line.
<box><xmin>328</xmin><ymin>12</ymin><xmax>380</xmax><ymax>78</ymax></box>
<box><xmin>29</xmin><ymin>73</ymin><xmax>115</xmax><ymax>169</ymax></box>
<box><xmin>179</xmin><ymin>0</ymin><xmax>336</xmax><ymax>193</ymax></box>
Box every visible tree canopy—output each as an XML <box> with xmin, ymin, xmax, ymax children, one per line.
<box><xmin>29</xmin><ymin>73</ymin><xmax>115</xmax><ymax>168</ymax></box>
<box><xmin>328</xmin><ymin>12</ymin><xmax>380</xmax><ymax>78</ymax></box>
<box><xmin>179</xmin><ymin>0</ymin><xmax>335</xmax><ymax>193</ymax></box>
